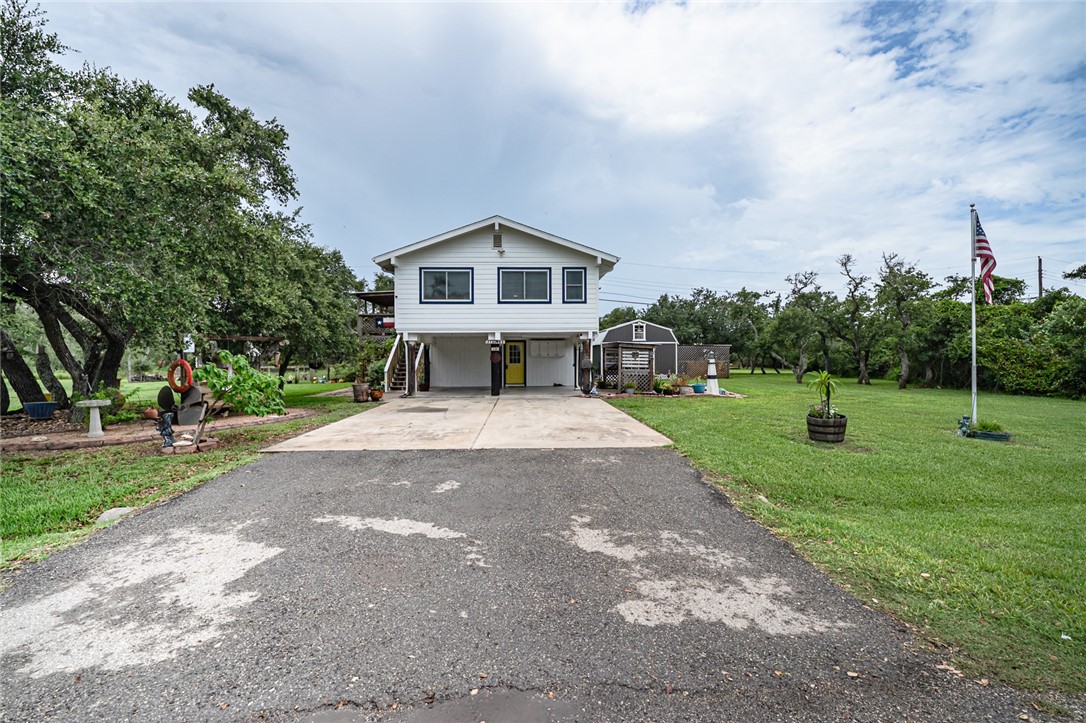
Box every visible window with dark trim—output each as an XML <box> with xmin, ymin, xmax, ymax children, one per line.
<box><xmin>420</xmin><ymin>268</ymin><xmax>473</xmax><ymax>303</ymax></box>
<box><xmin>563</xmin><ymin>267</ymin><xmax>586</xmax><ymax>303</ymax></box>
<box><xmin>499</xmin><ymin>268</ymin><xmax>551</xmax><ymax>302</ymax></box>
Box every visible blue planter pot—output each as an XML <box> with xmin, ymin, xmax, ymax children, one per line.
<box><xmin>691</xmin><ymin>383</ymin><xmax>707</xmax><ymax>394</ymax></box>
<box><xmin>24</xmin><ymin>401</ymin><xmax>58</xmax><ymax>420</ymax></box>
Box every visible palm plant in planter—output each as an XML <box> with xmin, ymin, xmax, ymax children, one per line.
<box><xmin>806</xmin><ymin>371</ymin><xmax>847</xmax><ymax>443</ymax></box>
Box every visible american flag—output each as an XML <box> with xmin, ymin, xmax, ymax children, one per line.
<box><xmin>974</xmin><ymin>212</ymin><xmax>997</xmax><ymax>304</ymax></box>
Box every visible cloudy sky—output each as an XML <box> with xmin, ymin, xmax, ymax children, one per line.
<box><xmin>43</xmin><ymin>1</ymin><xmax>1086</xmax><ymax>308</ymax></box>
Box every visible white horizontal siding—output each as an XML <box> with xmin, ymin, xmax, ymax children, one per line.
<box><xmin>430</xmin><ymin>336</ymin><xmax>491</xmax><ymax>387</ymax></box>
<box><xmin>526</xmin><ymin>343</ymin><xmax>575</xmax><ymax>387</ymax></box>
<box><xmin>428</xmin><ymin>335</ymin><xmax>576</xmax><ymax>387</ymax></box>
<box><xmin>393</xmin><ymin>227</ymin><xmax>602</xmax><ymax>335</ymax></box>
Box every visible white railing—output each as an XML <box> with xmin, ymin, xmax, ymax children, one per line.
<box><xmin>413</xmin><ymin>342</ymin><xmax>426</xmax><ymax>392</ymax></box>
<box><xmin>383</xmin><ymin>333</ymin><xmax>403</xmax><ymax>393</ymax></box>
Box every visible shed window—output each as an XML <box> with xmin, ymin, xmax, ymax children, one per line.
<box><xmin>563</xmin><ymin>267</ymin><xmax>586</xmax><ymax>303</ymax></box>
<box><xmin>633</xmin><ymin>322</ymin><xmax>646</xmax><ymax>341</ymax></box>
<box><xmin>421</xmin><ymin>268</ymin><xmax>473</xmax><ymax>302</ymax></box>
<box><xmin>500</xmin><ymin>268</ymin><xmax>550</xmax><ymax>302</ymax></box>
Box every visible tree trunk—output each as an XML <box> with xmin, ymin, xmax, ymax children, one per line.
<box><xmin>277</xmin><ymin>346</ymin><xmax>294</xmax><ymax>389</ymax></box>
<box><xmin>34</xmin><ymin>300</ymin><xmax>91</xmax><ymax>397</ymax></box>
<box><xmin>857</xmin><ymin>349</ymin><xmax>871</xmax><ymax>385</ymax></box>
<box><xmin>770</xmin><ymin>350</ymin><xmax>808</xmax><ymax>383</ymax></box>
<box><xmin>1</xmin><ymin>373</ymin><xmax>9</xmax><ymax>414</ymax></box>
<box><xmin>27</xmin><ymin>289</ymin><xmax>128</xmax><ymax>395</ymax></box>
<box><xmin>897</xmin><ymin>346</ymin><xmax>910</xmax><ymax>389</ymax></box>
<box><xmin>0</xmin><ymin>330</ymin><xmax>46</xmax><ymax>407</ymax></box>
<box><xmin>276</xmin><ymin>346</ymin><xmax>294</xmax><ymax>378</ymax></box>
<box><xmin>88</xmin><ymin>337</ymin><xmax>125</xmax><ymax>392</ymax></box>
<box><xmin>35</xmin><ymin>345</ymin><xmax>70</xmax><ymax>409</ymax></box>
<box><xmin>922</xmin><ymin>364</ymin><xmax>935</xmax><ymax>387</ymax></box>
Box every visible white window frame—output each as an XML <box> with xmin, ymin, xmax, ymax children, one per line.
<box><xmin>633</xmin><ymin>322</ymin><xmax>646</xmax><ymax>342</ymax></box>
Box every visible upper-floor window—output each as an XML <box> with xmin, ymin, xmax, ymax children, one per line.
<box><xmin>633</xmin><ymin>321</ymin><xmax>646</xmax><ymax>341</ymax></box>
<box><xmin>499</xmin><ymin>268</ymin><xmax>551</xmax><ymax>303</ymax></box>
<box><xmin>421</xmin><ymin>268</ymin><xmax>473</xmax><ymax>303</ymax></box>
<box><xmin>563</xmin><ymin>267</ymin><xmax>586</xmax><ymax>303</ymax></box>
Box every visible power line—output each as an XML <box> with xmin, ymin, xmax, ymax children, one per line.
<box><xmin>600</xmin><ymin>297</ymin><xmax>650</xmax><ymax>306</ymax></box>
<box><xmin>619</xmin><ymin>261</ymin><xmax>783</xmax><ymax>275</ymax></box>
<box><xmin>600</xmin><ymin>291</ymin><xmax>659</xmax><ymax>301</ymax></box>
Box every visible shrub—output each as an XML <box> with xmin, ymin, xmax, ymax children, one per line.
<box><xmin>366</xmin><ymin>359</ymin><xmax>386</xmax><ymax>389</ymax></box>
<box><xmin>194</xmin><ymin>351</ymin><xmax>284</xmax><ymax>417</ymax></box>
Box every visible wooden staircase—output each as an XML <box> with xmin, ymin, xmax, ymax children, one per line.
<box><xmin>387</xmin><ymin>349</ymin><xmax>409</xmax><ymax>394</ymax></box>
<box><xmin>384</xmin><ymin>336</ymin><xmax>426</xmax><ymax>396</ymax></box>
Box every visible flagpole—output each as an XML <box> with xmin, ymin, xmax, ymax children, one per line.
<box><xmin>970</xmin><ymin>204</ymin><xmax>978</xmax><ymax>426</ymax></box>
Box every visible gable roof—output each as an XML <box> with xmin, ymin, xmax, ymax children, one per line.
<box><xmin>372</xmin><ymin>215</ymin><xmax>620</xmax><ymax>276</ymax></box>
<box><xmin>595</xmin><ymin>318</ymin><xmax>679</xmax><ymax>345</ymax></box>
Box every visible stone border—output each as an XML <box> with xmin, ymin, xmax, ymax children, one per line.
<box><xmin>0</xmin><ymin>408</ymin><xmax>316</xmax><ymax>453</ymax></box>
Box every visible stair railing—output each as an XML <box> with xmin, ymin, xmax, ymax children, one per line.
<box><xmin>413</xmin><ymin>342</ymin><xmax>426</xmax><ymax>393</ymax></box>
<box><xmin>383</xmin><ymin>333</ymin><xmax>403</xmax><ymax>394</ymax></box>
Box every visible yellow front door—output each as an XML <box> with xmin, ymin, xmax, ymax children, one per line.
<box><xmin>505</xmin><ymin>341</ymin><xmax>526</xmax><ymax>386</ymax></box>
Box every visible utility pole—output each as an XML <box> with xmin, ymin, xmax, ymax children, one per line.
<box><xmin>1038</xmin><ymin>256</ymin><xmax>1044</xmax><ymax>298</ymax></box>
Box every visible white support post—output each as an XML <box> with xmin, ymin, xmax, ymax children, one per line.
<box><xmin>970</xmin><ymin>204</ymin><xmax>978</xmax><ymax>427</ymax></box>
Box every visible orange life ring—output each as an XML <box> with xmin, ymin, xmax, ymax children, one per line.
<box><xmin>167</xmin><ymin>359</ymin><xmax>193</xmax><ymax>393</ymax></box>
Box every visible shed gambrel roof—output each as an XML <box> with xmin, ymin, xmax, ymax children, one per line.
<box><xmin>594</xmin><ymin>319</ymin><xmax>678</xmax><ymax>345</ymax></box>
<box><xmin>372</xmin><ymin>215</ymin><xmax>620</xmax><ymax>276</ymax></box>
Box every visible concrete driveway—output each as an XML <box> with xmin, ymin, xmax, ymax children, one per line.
<box><xmin>264</xmin><ymin>388</ymin><xmax>672</xmax><ymax>451</ymax></box>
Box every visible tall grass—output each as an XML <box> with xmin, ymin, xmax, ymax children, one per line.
<box><xmin>611</xmin><ymin>374</ymin><xmax>1085</xmax><ymax>693</ymax></box>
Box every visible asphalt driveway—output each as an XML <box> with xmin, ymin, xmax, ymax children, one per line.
<box><xmin>0</xmin><ymin>447</ymin><xmax>1065</xmax><ymax>722</ymax></box>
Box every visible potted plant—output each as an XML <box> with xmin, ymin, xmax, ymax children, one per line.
<box><xmin>689</xmin><ymin>377</ymin><xmax>707</xmax><ymax>394</ymax></box>
<box><xmin>366</xmin><ymin>359</ymin><xmax>386</xmax><ymax>401</ymax></box>
<box><xmin>677</xmin><ymin>376</ymin><xmax>694</xmax><ymax>395</ymax></box>
<box><xmin>806</xmin><ymin>371</ymin><xmax>846</xmax><ymax>442</ymax></box>
<box><xmin>623</xmin><ymin>380</ymin><xmax>637</xmax><ymax>395</ymax></box>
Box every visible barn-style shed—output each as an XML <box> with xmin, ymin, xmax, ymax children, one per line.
<box><xmin>593</xmin><ymin>320</ymin><xmax>679</xmax><ymax>377</ymax></box>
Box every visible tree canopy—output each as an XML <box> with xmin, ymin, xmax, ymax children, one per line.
<box><xmin>602</xmin><ymin>258</ymin><xmax>1084</xmax><ymax>398</ymax></box>
<box><xmin>0</xmin><ymin>0</ymin><xmax>358</xmax><ymax>404</ymax></box>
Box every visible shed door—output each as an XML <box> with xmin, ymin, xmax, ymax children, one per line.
<box><xmin>505</xmin><ymin>341</ymin><xmax>526</xmax><ymax>386</ymax></box>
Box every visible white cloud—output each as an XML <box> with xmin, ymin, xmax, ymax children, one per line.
<box><xmin>40</xmin><ymin>0</ymin><xmax>1086</xmax><ymax>301</ymax></box>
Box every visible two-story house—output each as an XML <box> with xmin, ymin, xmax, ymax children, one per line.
<box><xmin>372</xmin><ymin>215</ymin><xmax>619</xmax><ymax>392</ymax></box>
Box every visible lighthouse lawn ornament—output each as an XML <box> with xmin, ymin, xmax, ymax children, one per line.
<box><xmin>706</xmin><ymin>351</ymin><xmax>720</xmax><ymax>395</ymax></box>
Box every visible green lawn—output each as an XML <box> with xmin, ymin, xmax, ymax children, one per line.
<box><xmin>609</xmin><ymin>374</ymin><xmax>1085</xmax><ymax>694</ymax></box>
<box><xmin>1</xmin><ymin>383</ymin><xmax>365</xmax><ymax>569</ymax></box>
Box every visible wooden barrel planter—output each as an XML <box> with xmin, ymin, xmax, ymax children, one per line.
<box><xmin>807</xmin><ymin>415</ymin><xmax>847</xmax><ymax>443</ymax></box>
